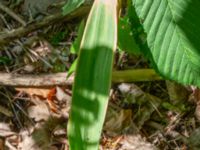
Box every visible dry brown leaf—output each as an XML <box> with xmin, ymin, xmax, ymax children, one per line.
<box><xmin>104</xmin><ymin>109</ymin><xmax>137</xmax><ymax>136</ymax></box>
<box><xmin>101</xmin><ymin>136</ymin><xmax>123</xmax><ymax>150</ymax></box>
<box><xmin>47</xmin><ymin>88</ymin><xmax>56</xmax><ymax>100</ymax></box>
<box><xmin>16</xmin><ymin>87</ymin><xmax>59</xmax><ymax>112</ymax></box>
<box><xmin>56</xmin><ymin>87</ymin><xmax>69</xmax><ymax>102</ymax></box>
<box><xmin>18</xmin><ymin>135</ymin><xmax>58</xmax><ymax>150</ymax></box>
<box><xmin>55</xmin><ymin>87</ymin><xmax>71</xmax><ymax>117</ymax></box>
<box><xmin>47</xmin><ymin>87</ymin><xmax>58</xmax><ymax>112</ymax></box>
<box><xmin>166</xmin><ymin>81</ymin><xmax>189</xmax><ymax>105</ymax></box>
<box><xmin>118</xmin><ymin>83</ymin><xmax>161</xmax><ymax>129</ymax></box>
<box><xmin>15</xmin><ymin>87</ymin><xmax>51</xmax><ymax>98</ymax></box>
<box><xmin>119</xmin><ymin>135</ymin><xmax>158</xmax><ymax>150</ymax></box>
<box><xmin>18</xmin><ymin>129</ymin><xmax>42</xmax><ymax>150</ymax></box>
<box><xmin>28</xmin><ymin>98</ymin><xmax>51</xmax><ymax>121</ymax></box>
<box><xmin>0</xmin><ymin>123</ymin><xmax>15</xmax><ymax>137</ymax></box>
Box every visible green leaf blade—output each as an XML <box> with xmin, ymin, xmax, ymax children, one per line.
<box><xmin>133</xmin><ymin>0</ymin><xmax>200</xmax><ymax>86</ymax></box>
<box><xmin>68</xmin><ymin>0</ymin><xmax>117</xmax><ymax>149</ymax></box>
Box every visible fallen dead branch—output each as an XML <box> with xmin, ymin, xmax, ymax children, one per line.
<box><xmin>0</xmin><ymin>72</ymin><xmax>73</xmax><ymax>87</ymax></box>
<box><xmin>0</xmin><ymin>69</ymin><xmax>162</xmax><ymax>87</ymax></box>
<box><xmin>0</xmin><ymin>5</ymin><xmax>90</xmax><ymax>45</ymax></box>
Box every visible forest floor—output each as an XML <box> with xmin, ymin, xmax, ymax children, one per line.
<box><xmin>0</xmin><ymin>0</ymin><xmax>200</xmax><ymax>150</ymax></box>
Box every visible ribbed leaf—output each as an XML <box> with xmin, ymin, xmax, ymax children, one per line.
<box><xmin>133</xmin><ymin>0</ymin><xmax>200</xmax><ymax>86</ymax></box>
<box><xmin>67</xmin><ymin>0</ymin><xmax>117</xmax><ymax>149</ymax></box>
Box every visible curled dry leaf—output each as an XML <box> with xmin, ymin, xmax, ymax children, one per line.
<box><xmin>18</xmin><ymin>129</ymin><xmax>41</xmax><ymax>150</ymax></box>
<box><xmin>56</xmin><ymin>87</ymin><xmax>69</xmax><ymax>102</ymax></box>
<box><xmin>23</xmin><ymin>64</ymin><xmax>36</xmax><ymax>73</ymax></box>
<box><xmin>56</xmin><ymin>87</ymin><xmax>71</xmax><ymax>117</ymax></box>
<box><xmin>0</xmin><ymin>123</ymin><xmax>15</xmax><ymax>137</ymax></box>
<box><xmin>118</xmin><ymin>83</ymin><xmax>161</xmax><ymax>129</ymax></box>
<box><xmin>166</xmin><ymin>81</ymin><xmax>189</xmax><ymax>105</ymax></box>
<box><xmin>47</xmin><ymin>87</ymin><xmax>57</xmax><ymax>112</ymax></box>
<box><xmin>101</xmin><ymin>135</ymin><xmax>123</xmax><ymax>150</ymax></box>
<box><xmin>17</xmin><ymin>129</ymin><xmax>59</xmax><ymax>150</ymax></box>
<box><xmin>104</xmin><ymin>108</ymin><xmax>138</xmax><ymax>136</ymax></box>
<box><xmin>16</xmin><ymin>87</ymin><xmax>60</xmax><ymax>112</ymax></box>
<box><xmin>119</xmin><ymin>135</ymin><xmax>158</xmax><ymax>150</ymax></box>
<box><xmin>28</xmin><ymin>98</ymin><xmax>51</xmax><ymax>121</ymax></box>
<box><xmin>118</xmin><ymin>83</ymin><xmax>144</xmax><ymax>103</ymax></box>
<box><xmin>15</xmin><ymin>87</ymin><xmax>51</xmax><ymax>98</ymax></box>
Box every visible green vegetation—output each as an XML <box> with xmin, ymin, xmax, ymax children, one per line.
<box><xmin>63</xmin><ymin>0</ymin><xmax>200</xmax><ymax>149</ymax></box>
<box><xmin>67</xmin><ymin>0</ymin><xmax>117</xmax><ymax>149</ymax></box>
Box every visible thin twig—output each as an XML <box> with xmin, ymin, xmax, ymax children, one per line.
<box><xmin>0</xmin><ymin>2</ymin><xmax>26</xmax><ymax>26</ymax></box>
<box><xmin>0</xmin><ymin>14</ymin><xmax>11</xmax><ymax>30</ymax></box>
<box><xmin>0</xmin><ymin>5</ymin><xmax>90</xmax><ymax>45</ymax></box>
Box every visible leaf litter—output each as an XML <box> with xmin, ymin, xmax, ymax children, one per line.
<box><xmin>0</xmin><ymin>86</ymin><xmax>71</xmax><ymax>150</ymax></box>
<box><xmin>0</xmin><ymin>81</ymin><xmax>200</xmax><ymax>149</ymax></box>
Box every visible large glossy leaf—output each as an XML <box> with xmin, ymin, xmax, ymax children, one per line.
<box><xmin>67</xmin><ymin>0</ymin><xmax>117</xmax><ymax>149</ymax></box>
<box><xmin>133</xmin><ymin>0</ymin><xmax>200</xmax><ymax>86</ymax></box>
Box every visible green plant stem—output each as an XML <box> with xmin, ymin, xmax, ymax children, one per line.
<box><xmin>112</xmin><ymin>69</ymin><xmax>162</xmax><ymax>83</ymax></box>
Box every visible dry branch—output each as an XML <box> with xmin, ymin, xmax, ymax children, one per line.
<box><xmin>0</xmin><ymin>72</ymin><xmax>73</xmax><ymax>87</ymax></box>
<box><xmin>0</xmin><ymin>5</ymin><xmax>90</xmax><ymax>45</ymax></box>
<box><xmin>0</xmin><ymin>69</ymin><xmax>162</xmax><ymax>87</ymax></box>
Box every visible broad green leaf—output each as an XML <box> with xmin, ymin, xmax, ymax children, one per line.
<box><xmin>67</xmin><ymin>0</ymin><xmax>117</xmax><ymax>150</ymax></box>
<box><xmin>62</xmin><ymin>0</ymin><xmax>85</xmax><ymax>15</ymax></box>
<box><xmin>118</xmin><ymin>17</ymin><xmax>140</xmax><ymax>54</ymax></box>
<box><xmin>133</xmin><ymin>0</ymin><xmax>200</xmax><ymax>86</ymax></box>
